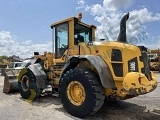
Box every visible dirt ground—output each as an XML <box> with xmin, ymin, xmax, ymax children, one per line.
<box><xmin>0</xmin><ymin>72</ymin><xmax>160</xmax><ymax>120</ymax></box>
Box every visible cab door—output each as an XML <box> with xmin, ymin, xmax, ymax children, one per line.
<box><xmin>54</xmin><ymin>22</ymin><xmax>69</xmax><ymax>60</ymax></box>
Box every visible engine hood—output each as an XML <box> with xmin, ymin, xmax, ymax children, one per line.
<box><xmin>89</xmin><ymin>41</ymin><xmax>140</xmax><ymax>52</ymax></box>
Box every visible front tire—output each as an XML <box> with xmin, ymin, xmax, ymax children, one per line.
<box><xmin>18</xmin><ymin>69</ymin><xmax>41</xmax><ymax>100</ymax></box>
<box><xmin>59</xmin><ymin>68</ymin><xmax>105</xmax><ymax>118</ymax></box>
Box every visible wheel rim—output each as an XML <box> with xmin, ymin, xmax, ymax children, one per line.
<box><xmin>67</xmin><ymin>81</ymin><xmax>85</xmax><ymax>106</ymax></box>
<box><xmin>21</xmin><ymin>75</ymin><xmax>29</xmax><ymax>92</ymax></box>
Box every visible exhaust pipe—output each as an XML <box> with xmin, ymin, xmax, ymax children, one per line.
<box><xmin>117</xmin><ymin>12</ymin><xmax>129</xmax><ymax>43</ymax></box>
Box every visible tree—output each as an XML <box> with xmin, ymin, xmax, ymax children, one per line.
<box><xmin>0</xmin><ymin>56</ymin><xmax>8</xmax><ymax>62</ymax></box>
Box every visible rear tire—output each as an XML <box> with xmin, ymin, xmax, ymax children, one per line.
<box><xmin>59</xmin><ymin>68</ymin><xmax>105</xmax><ymax>118</ymax></box>
<box><xmin>18</xmin><ymin>69</ymin><xmax>41</xmax><ymax>100</ymax></box>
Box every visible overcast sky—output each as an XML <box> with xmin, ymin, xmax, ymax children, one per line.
<box><xmin>0</xmin><ymin>0</ymin><xmax>160</xmax><ymax>58</ymax></box>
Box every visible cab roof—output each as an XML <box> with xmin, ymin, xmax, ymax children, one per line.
<box><xmin>50</xmin><ymin>16</ymin><xmax>96</xmax><ymax>29</ymax></box>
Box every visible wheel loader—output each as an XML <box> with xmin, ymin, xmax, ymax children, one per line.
<box><xmin>148</xmin><ymin>49</ymin><xmax>160</xmax><ymax>71</ymax></box>
<box><xmin>16</xmin><ymin>13</ymin><xmax>157</xmax><ymax>118</ymax></box>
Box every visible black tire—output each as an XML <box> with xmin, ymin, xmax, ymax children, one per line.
<box><xmin>59</xmin><ymin>68</ymin><xmax>105</xmax><ymax>118</ymax></box>
<box><xmin>105</xmin><ymin>96</ymin><xmax>117</xmax><ymax>103</ymax></box>
<box><xmin>18</xmin><ymin>69</ymin><xmax>41</xmax><ymax>100</ymax></box>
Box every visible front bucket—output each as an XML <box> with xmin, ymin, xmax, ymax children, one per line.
<box><xmin>3</xmin><ymin>70</ymin><xmax>19</xmax><ymax>93</ymax></box>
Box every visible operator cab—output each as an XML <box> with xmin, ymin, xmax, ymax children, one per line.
<box><xmin>51</xmin><ymin>13</ymin><xmax>96</xmax><ymax>59</ymax></box>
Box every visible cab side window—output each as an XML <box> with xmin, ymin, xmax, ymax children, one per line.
<box><xmin>74</xmin><ymin>24</ymin><xmax>91</xmax><ymax>45</ymax></box>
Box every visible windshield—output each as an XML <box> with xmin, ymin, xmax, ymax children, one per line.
<box><xmin>54</xmin><ymin>22</ymin><xmax>69</xmax><ymax>58</ymax></box>
<box><xmin>21</xmin><ymin>62</ymin><xmax>28</xmax><ymax>67</ymax></box>
<box><xmin>20</xmin><ymin>60</ymin><xmax>31</xmax><ymax>67</ymax></box>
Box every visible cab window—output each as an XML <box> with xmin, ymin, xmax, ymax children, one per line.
<box><xmin>74</xmin><ymin>24</ymin><xmax>91</xmax><ymax>45</ymax></box>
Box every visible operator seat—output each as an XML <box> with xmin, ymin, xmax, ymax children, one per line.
<box><xmin>74</xmin><ymin>35</ymin><xmax>84</xmax><ymax>45</ymax></box>
<box><xmin>78</xmin><ymin>34</ymin><xmax>84</xmax><ymax>42</ymax></box>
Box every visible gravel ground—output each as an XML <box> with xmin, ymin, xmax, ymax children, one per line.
<box><xmin>0</xmin><ymin>72</ymin><xmax>160</xmax><ymax>120</ymax></box>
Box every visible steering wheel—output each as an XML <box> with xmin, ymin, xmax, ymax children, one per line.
<box><xmin>61</xmin><ymin>44</ymin><xmax>68</xmax><ymax>49</ymax></box>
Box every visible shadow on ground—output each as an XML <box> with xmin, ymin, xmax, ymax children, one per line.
<box><xmin>18</xmin><ymin>93</ymin><xmax>160</xmax><ymax>120</ymax></box>
<box><xmin>19</xmin><ymin>94</ymin><xmax>62</xmax><ymax>107</ymax></box>
<box><xmin>85</xmin><ymin>100</ymin><xmax>160</xmax><ymax>120</ymax></box>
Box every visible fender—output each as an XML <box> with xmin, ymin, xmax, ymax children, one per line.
<box><xmin>18</xmin><ymin>63</ymin><xmax>47</xmax><ymax>89</ymax></box>
<box><xmin>60</xmin><ymin>55</ymin><xmax>116</xmax><ymax>88</ymax></box>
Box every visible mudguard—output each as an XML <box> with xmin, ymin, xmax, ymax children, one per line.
<box><xmin>18</xmin><ymin>63</ymin><xmax>47</xmax><ymax>89</ymax></box>
<box><xmin>60</xmin><ymin>55</ymin><xmax>116</xmax><ymax>88</ymax></box>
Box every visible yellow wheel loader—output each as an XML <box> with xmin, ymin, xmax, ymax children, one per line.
<box><xmin>148</xmin><ymin>49</ymin><xmax>160</xmax><ymax>71</ymax></box>
<box><xmin>17</xmin><ymin>13</ymin><xmax>157</xmax><ymax>118</ymax></box>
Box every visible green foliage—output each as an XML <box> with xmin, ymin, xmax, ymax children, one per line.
<box><xmin>0</xmin><ymin>56</ymin><xmax>8</xmax><ymax>61</ymax></box>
